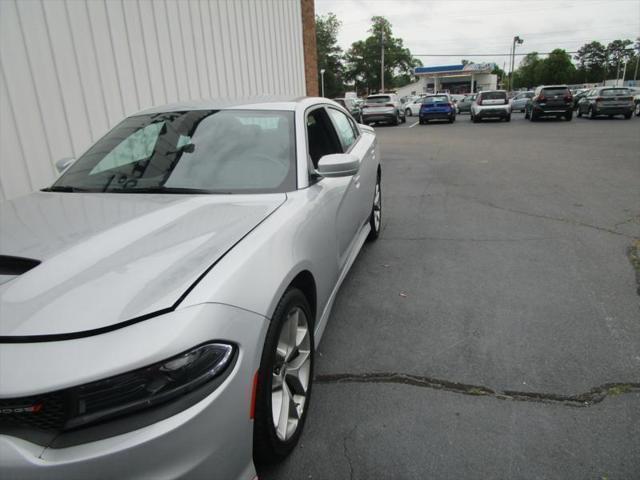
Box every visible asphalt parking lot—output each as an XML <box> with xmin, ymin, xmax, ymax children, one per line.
<box><xmin>263</xmin><ymin>112</ymin><xmax>640</xmax><ymax>479</ymax></box>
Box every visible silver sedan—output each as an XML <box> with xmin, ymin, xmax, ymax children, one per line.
<box><xmin>0</xmin><ymin>97</ymin><xmax>381</xmax><ymax>479</ymax></box>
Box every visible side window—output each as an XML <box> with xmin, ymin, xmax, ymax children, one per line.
<box><xmin>327</xmin><ymin>108</ymin><xmax>356</xmax><ymax>151</ymax></box>
<box><xmin>347</xmin><ymin>116</ymin><xmax>360</xmax><ymax>139</ymax></box>
<box><xmin>306</xmin><ymin>108</ymin><xmax>343</xmax><ymax>169</ymax></box>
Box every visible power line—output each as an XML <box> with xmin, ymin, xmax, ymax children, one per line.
<box><xmin>413</xmin><ymin>52</ymin><xmax>579</xmax><ymax>57</ymax></box>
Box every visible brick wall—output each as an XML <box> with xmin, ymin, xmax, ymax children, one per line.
<box><xmin>301</xmin><ymin>0</ymin><xmax>318</xmax><ymax>96</ymax></box>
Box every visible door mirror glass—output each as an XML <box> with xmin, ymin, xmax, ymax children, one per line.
<box><xmin>55</xmin><ymin>157</ymin><xmax>75</xmax><ymax>173</ymax></box>
<box><xmin>316</xmin><ymin>153</ymin><xmax>360</xmax><ymax>178</ymax></box>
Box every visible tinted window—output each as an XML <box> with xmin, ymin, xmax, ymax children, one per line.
<box><xmin>328</xmin><ymin>108</ymin><xmax>357</xmax><ymax>150</ymax></box>
<box><xmin>53</xmin><ymin>110</ymin><xmax>296</xmax><ymax>193</ymax></box>
<box><xmin>601</xmin><ymin>88</ymin><xmax>632</xmax><ymax>96</ymax></box>
<box><xmin>306</xmin><ymin>108</ymin><xmax>342</xmax><ymax>167</ymax></box>
<box><xmin>424</xmin><ymin>96</ymin><xmax>449</xmax><ymax>104</ymax></box>
<box><xmin>541</xmin><ymin>87</ymin><xmax>569</xmax><ymax>96</ymax></box>
<box><xmin>334</xmin><ymin>99</ymin><xmax>347</xmax><ymax>107</ymax></box>
<box><xmin>366</xmin><ymin>96</ymin><xmax>391</xmax><ymax>104</ymax></box>
<box><xmin>481</xmin><ymin>91</ymin><xmax>507</xmax><ymax>100</ymax></box>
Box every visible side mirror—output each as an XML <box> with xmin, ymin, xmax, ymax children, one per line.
<box><xmin>316</xmin><ymin>153</ymin><xmax>360</xmax><ymax>178</ymax></box>
<box><xmin>55</xmin><ymin>157</ymin><xmax>75</xmax><ymax>173</ymax></box>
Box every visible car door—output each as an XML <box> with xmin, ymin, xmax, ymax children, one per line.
<box><xmin>325</xmin><ymin>107</ymin><xmax>375</xmax><ymax>267</ymax></box>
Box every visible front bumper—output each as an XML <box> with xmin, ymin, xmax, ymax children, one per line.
<box><xmin>0</xmin><ymin>303</ymin><xmax>268</xmax><ymax>480</ymax></box>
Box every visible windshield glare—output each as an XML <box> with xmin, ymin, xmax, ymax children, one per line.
<box><xmin>424</xmin><ymin>96</ymin><xmax>449</xmax><ymax>104</ymax></box>
<box><xmin>52</xmin><ymin>110</ymin><xmax>296</xmax><ymax>194</ymax></box>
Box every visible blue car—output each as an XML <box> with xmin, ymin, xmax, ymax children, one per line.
<box><xmin>419</xmin><ymin>94</ymin><xmax>456</xmax><ymax>124</ymax></box>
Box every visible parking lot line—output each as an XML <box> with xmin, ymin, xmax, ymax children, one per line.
<box><xmin>408</xmin><ymin>121</ymin><xmax>419</xmax><ymax>128</ymax></box>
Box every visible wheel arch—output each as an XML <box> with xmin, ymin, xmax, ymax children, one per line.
<box><xmin>288</xmin><ymin>270</ymin><xmax>317</xmax><ymax>327</ymax></box>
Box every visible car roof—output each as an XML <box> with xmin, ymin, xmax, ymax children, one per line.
<box><xmin>135</xmin><ymin>96</ymin><xmax>312</xmax><ymax>115</ymax></box>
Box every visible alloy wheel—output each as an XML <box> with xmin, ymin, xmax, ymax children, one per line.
<box><xmin>271</xmin><ymin>307</ymin><xmax>311</xmax><ymax>441</ymax></box>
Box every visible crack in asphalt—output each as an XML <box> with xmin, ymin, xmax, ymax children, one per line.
<box><xmin>380</xmin><ymin>235</ymin><xmax>557</xmax><ymax>242</ymax></box>
<box><xmin>343</xmin><ymin>426</ymin><xmax>356</xmax><ymax>480</ymax></box>
<box><xmin>627</xmin><ymin>240</ymin><xmax>640</xmax><ymax>296</ymax></box>
<box><xmin>452</xmin><ymin>194</ymin><xmax>639</xmax><ymax>239</ymax></box>
<box><xmin>316</xmin><ymin>373</ymin><xmax>640</xmax><ymax>408</ymax></box>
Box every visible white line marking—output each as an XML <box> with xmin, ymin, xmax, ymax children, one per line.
<box><xmin>409</xmin><ymin>121</ymin><xmax>419</xmax><ymax>128</ymax></box>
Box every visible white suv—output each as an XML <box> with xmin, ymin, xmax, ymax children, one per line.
<box><xmin>471</xmin><ymin>90</ymin><xmax>512</xmax><ymax>123</ymax></box>
<box><xmin>362</xmin><ymin>93</ymin><xmax>407</xmax><ymax>125</ymax></box>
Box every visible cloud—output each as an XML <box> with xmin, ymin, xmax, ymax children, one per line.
<box><xmin>316</xmin><ymin>0</ymin><xmax>640</xmax><ymax>69</ymax></box>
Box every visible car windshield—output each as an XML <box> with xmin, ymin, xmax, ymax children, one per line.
<box><xmin>366</xmin><ymin>96</ymin><xmax>391</xmax><ymax>104</ymax></box>
<box><xmin>601</xmin><ymin>88</ymin><xmax>632</xmax><ymax>96</ymax></box>
<box><xmin>424</xmin><ymin>96</ymin><xmax>449</xmax><ymax>104</ymax></box>
<box><xmin>50</xmin><ymin>110</ymin><xmax>296</xmax><ymax>194</ymax></box>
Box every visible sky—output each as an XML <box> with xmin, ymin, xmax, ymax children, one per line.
<box><xmin>315</xmin><ymin>0</ymin><xmax>640</xmax><ymax>72</ymax></box>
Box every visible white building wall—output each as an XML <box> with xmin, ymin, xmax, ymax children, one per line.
<box><xmin>0</xmin><ymin>0</ymin><xmax>306</xmax><ymax>201</ymax></box>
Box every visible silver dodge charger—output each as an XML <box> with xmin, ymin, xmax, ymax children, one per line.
<box><xmin>0</xmin><ymin>97</ymin><xmax>381</xmax><ymax>479</ymax></box>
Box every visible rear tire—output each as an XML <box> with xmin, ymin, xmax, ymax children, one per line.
<box><xmin>405</xmin><ymin>108</ymin><xmax>411</xmax><ymax>117</ymax></box>
<box><xmin>565</xmin><ymin>111</ymin><xmax>573</xmax><ymax>121</ymax></box>
<box><xmin>588</xmin><ymin>107</ymin><xmax>596</xmax><ymax>119</ymax></box>
<box><xmin>393</xmin><ymin>112</ymin><xmax>400</xmax><ymax>126</ymax></box>
<box><xmin>253</xmin><ymin>288</ymin><xmax>314</xmax><ymax>465</ymax></box>
<box><xmin>367</xmin><ymin>173</ymin><xmax>382</xmax><ymax>241</ymax></box>
<box><xmin>577</xmin><ymin>108</ymin><xmax>582</xmax><ymax>118</ymax></box>
<box><xmin>505</xmin><ymin>114</ymin><xmax>511</xmax><ymax>122</ymax></box>
<box><xmin>624</xmin><ymin>112</ymin><xmax>632</xmax><ymax>119</ymax></box>
<box><xmin>524</xmin><ymin>109</ymin><xmax>530</xmax><ymax>119</ymax></box>
<box><xmin>530</xmin><ymin>111</ymin><xmax>537</xmax><ymax>121</ymax></box>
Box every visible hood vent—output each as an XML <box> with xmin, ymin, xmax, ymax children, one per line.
<box><xmin>0</xmin><ymin>255</ymin><xmax>41</xmax><ymax>275</ymax></box>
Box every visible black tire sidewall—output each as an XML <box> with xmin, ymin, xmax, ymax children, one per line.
<box><xmin>253</xmin><ymin>288</ymin><xmax>314</xmax><ymax>465</ymax></box>
<box><xmin>367</xmin><ymin>172</ymin><xmax>382</xmax><ymax>241</ymax></box>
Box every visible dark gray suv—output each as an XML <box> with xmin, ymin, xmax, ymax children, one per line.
<box><xmin>525</xmin><ymin>85</ymin><xmax>573</xmax><ymax>121</ymax></box>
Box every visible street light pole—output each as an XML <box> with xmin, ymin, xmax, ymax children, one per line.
<box><xmin>511</xmin><ymin>35</ymin><xmax>523</xmax><ymax>90</ymax></box>
<box><xmin>380</xmin><ymin>32</ymin><xmax>385</xmax><ymax>93</ymax></box>
<box><xmin>320</xmin><ymin>69</ymin><xmax>325</xmax><ymax>97</ymax></box>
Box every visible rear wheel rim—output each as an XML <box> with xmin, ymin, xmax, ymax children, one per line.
<box><xmin>373</xmin><ymin>180</ymin><xmax>381</xmax><ymax>232</ymax></box>
<box><xmin>271</xmin><ymin>307</ymin><xmax>311</xmax><ymax>441</ymax></box>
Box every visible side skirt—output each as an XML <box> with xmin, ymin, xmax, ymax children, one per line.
<box><xmin>313</xmin><ymin>222</ymin><xmax>371</xmax><ymax>348</ymax></box>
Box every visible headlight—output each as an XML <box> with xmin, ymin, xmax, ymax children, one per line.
<box><xmin>0</xmin><ymin>342</ymin><xmax>235</xmax><ymax>436</ymax></box>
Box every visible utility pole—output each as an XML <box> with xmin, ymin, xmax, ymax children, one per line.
<box><xmin>380</xmin><ymin>31</ymin><xmax>385</xmax><ymax>93</ymax></box>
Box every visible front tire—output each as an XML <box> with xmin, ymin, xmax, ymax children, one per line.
<box><xmin>588</xmin><ymin>106</ymin><xmax>596</xmax><ymax>119</ymax></box>
<box><xmin>505</xmin><ymin>114</ymin><xmax>511</xmax><ymax>122</ymax></box>
<box><xmin>405</xmin><ymin>108</ymin><xmax>411</xmax><ymax>117</ymax></box>
<box><xmin>367</xmin><ymin>173</ymin><xmax>382</xmax><ymax>241</ymax></box>
<box><xmin>253</xmin><ymin>289</ymin><xmax>314</xmax><ymax>465</ymax></box>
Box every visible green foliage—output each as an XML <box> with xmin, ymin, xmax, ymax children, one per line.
<box><xmin>315</xmin><ymin>13</ymin><xmax>345</xmax><ymax>97</ymax></box>
<box><xmin>344</xmin><ymin>16</ymin><xmax>420</xmax><ymax>94</ymax></box>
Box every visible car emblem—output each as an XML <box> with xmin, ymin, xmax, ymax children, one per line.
<box><xmin>0</xmin><ymin>402</ymin><xmax>43</xmax><ymax>414</ymax></box>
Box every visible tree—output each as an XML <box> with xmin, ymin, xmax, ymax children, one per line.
<box><xmin>512</xmin><ymin>52</ymin><xmax>542</xmax><ymax>88</ymax></box>
<box><xmin>538</xmin><ymin>49</ymin><xmax>576</xmax><ymax>84</ymax></box>
<box><xmin>315</xmin><ymin>13</ymin><xmax>345</xmax><ymax>97</ymax></box>
<box><xmin>575</xmin><ymin>41</ymin><xmax>607</xmax><ymax>83</ymax></box>
<box><xmin>606</xmin><ymin>39</ymin><xmax>633</xmax><ymax>81</ymax></box>
<box><xmin>344</xmin><ymin>16</ymin><xmax>419</xmax><ymax>94</ymax></box>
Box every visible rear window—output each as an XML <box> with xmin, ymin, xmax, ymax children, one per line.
<box><xmin>366</xmin><ymin>96</ymin><xmax>391</xmax><ymax>104</ymax></box>
<box><xmin>424</xmin><ymin>96</ymin><xmax>448</xmax><ymax>104</ymax></box>
<box><xmin>480</xmin><ymin>91</ymin><xmax>507</xmax><ymax>101</ymax></box>
<box><xmin>541</xmin><ymin>87</ymin><xmax>569</xmax><ymax>96</ymax></box>
<box><xmin>601</xmin><ymin>88</ymin><xmax>632</xmax><ymax>96</ymax></box>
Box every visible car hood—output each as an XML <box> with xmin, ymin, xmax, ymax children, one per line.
<box><xmin>0</xmin><ymin>191</ymin><xmax>286</xmax><ymax>338</ymax></box>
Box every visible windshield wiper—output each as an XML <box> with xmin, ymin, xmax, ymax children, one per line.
<box><xmin>110</xmin><ymin>187</ymin><xmax>232</xmax><ymax>194</ymax></box>
<box><xmin>42</xmin><ymin>185</ymin><xmax>90</xmax><ymax>193</ymax></box>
